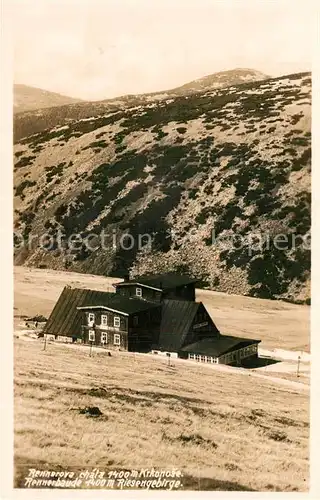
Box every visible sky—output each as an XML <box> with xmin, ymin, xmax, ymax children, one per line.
<box><xmin>11</xmin><ymin>0</ymin><xmax>313</xmax><ymax>101</ymax></box>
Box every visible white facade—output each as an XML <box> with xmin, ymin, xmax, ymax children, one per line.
<box><xmin>151</xmin><ymin>350</ymin><xmax>178</xmax><ymax>358</ymax></box>
<box><xmin>187</xmin><ymin>343</ymin><xmax>258</xmax><ymax>365</ymax></box>
<box><xmin>188</xmin><ymin>354</ymin><xmax>219</xmax><ymax>363</ymax></box>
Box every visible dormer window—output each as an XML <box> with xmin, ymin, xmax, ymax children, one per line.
<box><xmin>136</xmin><ymin>287</ymin><xmax>142</xmax><ymax>297</ymax></box>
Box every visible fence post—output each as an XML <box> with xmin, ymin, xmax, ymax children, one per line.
<box><xmin>167</xmin><ymin>352</ymin><xmax>171</xmax><ymax>366</ymax></box>
<box><xmin>297</xmin><ymin>355</ymin><xmax>301</xmax><ymax>378</ymax></box>
<box><xmin>43</xmin><ymin>334</ymin><xmax>47</xmax><ymax>351</ymax></box>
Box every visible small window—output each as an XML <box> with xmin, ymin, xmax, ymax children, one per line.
<box><xmin>101</xmin><ymin>332</ymin><xmax>107</xmax><ymax>344</ymax></box>
<box><xmin>101</xmin><ymin>315</ymin><xmax>108</xmax><ymax>327</ymax></box>
<box><xmin>136</xmin><ymin>287</ymin><xmax>142</xmax><ymax>297</ymax></box>
<box><xmin>88</xmin><ymin>313</ymin><xmax>95</xmax><ymax>324</ymax></box>
<box><xmin>114</xmin><ymin>333</ymin><xmax>120</xmax><ymax>345</ymax></box>
<box><xmin>114</xmin><ymin>316</ymin><xmax>120</xmax><ymax>328</ymax></box>
<box><xmin>133</xmin><ymin>316</ymin><xmax>139</xmax><ymax>326</ymax></box>
<box><xmin>88</xmin><ymin>330</ymin><xmax>95</xmax><ymax>342</ymax></box>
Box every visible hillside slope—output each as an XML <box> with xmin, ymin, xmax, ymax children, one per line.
<box><xmin>14</xmin><ymin>69</ymin><xmax>268</xmax><ymax>141</ymax></box>
<box><xmin>13</xmin><ymin>72</ymin><xmax>311</xmax><ymax>302</ymax></box>
<box><xmin>14</xmin><ymin>84</ymin><xmax>82</xmax><ymax>114</ymax></box>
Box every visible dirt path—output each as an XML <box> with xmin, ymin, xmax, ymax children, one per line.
<box><xmin>162</xmin><ymin>353</ymin><xmax>309</xmax><ymax>392</ymax></box>
<box><xmin>16</xmin><ymin>331</ymin><xmax>309</xmax><ymax>393</ymax></box>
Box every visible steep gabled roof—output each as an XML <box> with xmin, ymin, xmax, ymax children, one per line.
<box><xmin>77</xmin><ymin>296</ymin><xmax>160</xmax><ymax>315</ymax></box>
<box><xmin>43</xmin><ymin>287</ymin><xmax>160</xmax><ymax>337</ymax></box>
<box><xmin>180</xmin><ymin>336</ymin><xmax>261</xmax><ymax>357</ymax></box>
<box><xmin>158</xmin><ymin>299</ymin><xmax>200</xmax><ymax>351</ymax></box>
<box><xmin>114</xmin><ymin>272</ymin><xmax>198</xmax><ymax>292</ymax></box>
<box><xmin>43</xmin><ymin>287</ymin><xmax>115</xmax><ymax>337</ymax></box>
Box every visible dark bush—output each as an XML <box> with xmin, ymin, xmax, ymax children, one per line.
<box><xmin>83</xmin><ymin>139</ymin><xmax>108</xmax><ymax>150</ymax></box>
<box><xmin>15</xmin><ymin>180</ymin><xmax>36</xmax><ymax>197</ymax></box>
<box><xmin>176</xmin><ymin>126</ymin><xmax>187</xmax><ymax>134</ymax></box>
<box><xmin>14</xmin><ymin>155</ymin><xmax>36</xmax><ymax>170</ymax></box>
<box><xmin>55</xmin><ymin>203</ymin><xmax>68</xmax><ymax>219</ymax></box>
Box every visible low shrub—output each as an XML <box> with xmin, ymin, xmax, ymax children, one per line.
<box><xmin>176</xmin><ymin>126</ymin><xmax>187</xmax><ymax>134</ymax></box>
<box><xmin>15</xmin><ymin>180</ymin><xmax>36</xmax><ymax>197</ymax></box>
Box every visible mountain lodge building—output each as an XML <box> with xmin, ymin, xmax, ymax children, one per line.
<box><xmin>42</xmin><ymin>272</ymin><xmax>260</xmax><ymax>366</ymax></box>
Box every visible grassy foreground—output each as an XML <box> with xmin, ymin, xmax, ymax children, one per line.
<box><xmin>14</xmin><ymin>339</ymin><xmax>309</xmax><ymax>491</ymax></box>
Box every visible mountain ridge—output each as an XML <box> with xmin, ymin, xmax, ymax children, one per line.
<box><xmin>14</xmin><ymin>84</ymin><xmax>83</xmax><ymax>114</ymax></box>
<box><xmin>13</xmin><ymin>71</ymin><xmax>311</xmax><ymax>303</ymax></box>
<box><xmin>14</xmin><ymin>68</ymin><xmax>269</xmax><ymax>141</ymax></box>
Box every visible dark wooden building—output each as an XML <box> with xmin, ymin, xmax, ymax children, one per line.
<box><xmin>42</xmin><ymin>287</ymin><xmax>113</xmax><ymax>342</ymax></box>
<box><xmin>42</xmin><ymin>272</ymin><xmax>261</xmax><ymax>365</ymax></box>
<box><xmin>180</xmin><ymin>336</ymin><xmax>260</xmax><ymax>365</ymax></box>
<box><xmin>113</xmin><ymin>273</ymin><xmax>197</xmax><ymax>303</ymax></box>
<box><xmin>155</xmin><ymin>300</ymin><xmax>219</xmax><ymax>354</ymax></box>
<box><xmin>77</xmin><ymin>296</ymin><xmax>161</xmax><ymax>352</ymax></box>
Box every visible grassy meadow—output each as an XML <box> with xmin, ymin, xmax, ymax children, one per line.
<box><xmin>14</xmin><ymin>338</ymin><xmax>309</xmax><ymax>491</ymax></box>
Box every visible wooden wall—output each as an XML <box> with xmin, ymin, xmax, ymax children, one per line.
<box><xmin>163</xmin><ymin>283</ymin><xmax>196</xmax><ymax>302</ymax></box>
<box><xmin>115</xmin><ymin>282</ymin><xmax>196</xmax><ymax>302</ymax></box>
<box><xmin>81</xmin><ymin>309</ymin><xmax>128</xmax><ymax>350</ymax></box>
<box><xmin>80</xmin><ymin>306</ymin><xmax>162</xmax><ymax>352</ymax></box>
<box><xmin>182</xmin><ymin>303</ymin><xmax>220</xmax><ymax>347</ymax></box>
<box><xmin>115</xmin><ymin>285</ymin><xmax>162</xmax><ymax>302</ymax></box>
<box><xmin>128</xmin><ymin>306</ymin><xmax>162</xmax><ymax>352</ymax></box>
